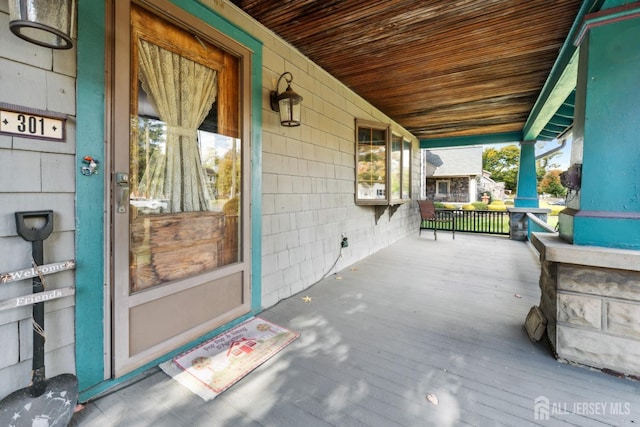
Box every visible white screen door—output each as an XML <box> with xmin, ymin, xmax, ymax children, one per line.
<box><xmin>110</xmin><ymin>2</ymin><xmax>251</xmax><ymax>376</ymax></box>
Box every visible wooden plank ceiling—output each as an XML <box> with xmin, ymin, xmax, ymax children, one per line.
<box><xmin>230</xmin><ymin>0</ymin><xmax>582</xmax><ymax>141</ymax></box>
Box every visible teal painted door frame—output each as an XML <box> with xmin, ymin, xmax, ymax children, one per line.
<box><xmin>75</xmin><ymin>0</ymin><xmax>106</xmax><ymax>393</ymax></box>
<box><xmin>76</xmin><ymin>0</ymin><xmax>263</xmax><ymax>400</ymax></box>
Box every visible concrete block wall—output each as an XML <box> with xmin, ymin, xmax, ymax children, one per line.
<box><xmin>555</xmin><ymin>264</ymin><xmax>640</xmax><ymax>376</ymax></box>
<box><xmin>534</xmin><ymin>233</ymin><xmax>640</xmax><ymax>378</ymax></box>
<box><xmin>0</xmin><ymin>1</ymin><xmax>77</xmax><ymax>400</ymax></box>
<box><xmin>212</xmin><ymin>0</ymin><xmax>421</xmax><ymax>307</ymax></box>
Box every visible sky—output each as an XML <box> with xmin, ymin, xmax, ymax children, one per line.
<box><xmin>484</xmin><ymin>137</ymin><xmax>572</xmax><ymax>171</ymax></box>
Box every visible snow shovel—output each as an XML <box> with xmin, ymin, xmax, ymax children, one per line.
<box><xmin>0</xmin><ymin>210</ymin><xmax>78</xmax><ymax>427</ymax></box>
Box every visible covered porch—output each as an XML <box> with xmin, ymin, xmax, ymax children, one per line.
<box><xmin>71</xmin><ymin>233</ymin><xmax>640</xmax><ymax>426</ymax></box>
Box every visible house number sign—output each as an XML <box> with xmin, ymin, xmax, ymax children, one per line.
<box><xmin>0</xmin><ymin>104</ymin><xmax>66</xmax><ymax>141</ymax></box>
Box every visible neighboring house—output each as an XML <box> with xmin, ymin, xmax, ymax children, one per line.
<box><xmin>478</xmin><ymin>170</ymin><xmax>506</xmax><ymax>201</ymax></box>
<box><xmin>357</xmin><ymin>183</ymin><xmax>386</xmax><ymax>200</ymax></box>
<box><xmin>423</xmin><ymin>146</ymin><xmax>483</xmax><ymax>203</ymax></box>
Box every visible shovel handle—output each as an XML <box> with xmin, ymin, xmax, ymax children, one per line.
<box><xmin>15</xmin><ymin>211</ymin><xmax>54</xmax><ymax>243</ymax></box>
<box><xmin>14</xmin><ymin>210</ymin><xmax>54</xmax><ymax>397</ymax></box>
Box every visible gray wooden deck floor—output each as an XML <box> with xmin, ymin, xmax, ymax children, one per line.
<box><xmin>71</xmin><ymin>233</ymin><xmax>640</xmax><ymax>426</ymax></box>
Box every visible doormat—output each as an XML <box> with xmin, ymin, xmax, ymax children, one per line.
<box><xmin>160</xmin><ymin>317</ymin><xmax>299</xmax><ymax>401</ymax></box>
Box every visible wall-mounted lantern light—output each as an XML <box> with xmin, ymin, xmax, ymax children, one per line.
<box><xmin>9</xmin><ymin>0</ymin><xmax>75</xmax><ymax>50</ymax></box>
<box><xmin>270</xmin><ymin>72</ymin><xmax>303</xmax><ymax>127</ymax></box>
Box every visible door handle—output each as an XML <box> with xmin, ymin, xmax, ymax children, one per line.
<box><xmin>115</xmin><ymin>172</ymin><xmax>129</xmax><ymax>214</ymax></box>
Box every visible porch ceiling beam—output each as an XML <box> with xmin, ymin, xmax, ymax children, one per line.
<box><xmin>522</xmin><ymin>0</ymin><xmax>604</xmax><ymax>141</ymax></box>
<box><xmin>419</xmin><ymin>131</ymin><xmax>522</xmax><ymax>149</ymax></box>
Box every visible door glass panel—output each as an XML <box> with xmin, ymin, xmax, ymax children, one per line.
<box><xmin>129</xmin><ymin>39</ymin><xmax>241</xmax><ymax>293</ymax></box>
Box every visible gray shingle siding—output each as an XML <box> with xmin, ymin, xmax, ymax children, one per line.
<box><xmin>424</xmin><ymin>146</ymin><xmax>483</xmax><ymax>177</ymax></box>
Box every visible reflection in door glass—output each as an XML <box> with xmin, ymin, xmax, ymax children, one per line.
<box><xmin>131</xmin><ymin>116</ymin><xmax>241</xmax><ymax>216</ymax></box>
<box><xmin>129</xmin><ymin>45</ymin><xmax>241</xmax><ymax>293</ymax></box>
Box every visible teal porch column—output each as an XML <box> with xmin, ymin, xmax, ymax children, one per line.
<box><xmin>514</xmin><ymin>140</ymin><xmax>539</xmax><ymax>208</ymax></box>
<box><xmin>559</xmin><ymin>3</ymin><xmax>640</xmax><ymax>249</ymax></box>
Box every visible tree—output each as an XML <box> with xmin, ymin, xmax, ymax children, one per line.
<box><xmin>536</xmin><ymin>150</ymin><xmax>562</xmax><ymax>171</ymax></box>
<box><xmin>134</xmin><ymin>117</ymin><xmax>165</xmax><ymax>198</ymax></box>
<box><xmin>482</xmin><ymin>145</ymin><xmax>520</xmax><ymax>191</ymax></box>
<box><xmin>217</xmin><ymin>149</ymin><xmax>241</xmax><ymax>199</ymax></box>
<box><xmin>536</xmin><ymin>150</ymin><xmax>562</xmax><ymax>191</ymax></box>
<box><xmin>540</xmin><ymin>169</ymin><xmax>567</xmax><ymax>197</ymax></box>
<box><xmin>357</xmin><ymin>147</ymin><xmax>386</xmax><ymax>186</ymax></box>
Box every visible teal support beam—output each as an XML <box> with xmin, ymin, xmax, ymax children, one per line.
<box><xmin>514</xmin><ymin>141</ymin><xmax>539</xmax><ymax>208</ymax></box>
<box><xmin>560</xmin><ymin>2</ymin><xmax>640</xmax><ymax>249</ymax></box>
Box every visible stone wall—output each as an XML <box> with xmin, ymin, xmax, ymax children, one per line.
<box><xmin>538</xmin><ymin>260</ymin><xmax>558</xmax><ymax>346</ymax></box>
<box><xmin>533</xmin><ymin>233</ymin><xmax>640</xmax><ymax>377</ymax></box>
<box><xmin>556</xmin><ymin>264</ymin><xmax>640</xmax><ymax>375</ymax></box>
<box><xmin>426</xmin><ymin>177</ymin><xmax>469</xmax><ymax>203</ymax></box>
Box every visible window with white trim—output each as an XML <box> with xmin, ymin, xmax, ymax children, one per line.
<box><xmin>436</xmin><ymin>179</ymin><xmax>450</xmax><ymax>197</ymax></box>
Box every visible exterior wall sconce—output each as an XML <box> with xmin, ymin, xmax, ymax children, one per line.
<box><xmin>270</xmin><ymin>72</ymin><xmax>303</xmax><ymax>127</ymax></box>
<box><xmin>9</xmin><ymin>0</ymin><xmax>76</xmax><ymax>49</ymax></box>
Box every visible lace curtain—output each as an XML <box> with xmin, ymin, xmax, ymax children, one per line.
<box><xmin>137</xmin><ymin>39</ymin><xmax>218</xmax><ymax>212</ymax></box>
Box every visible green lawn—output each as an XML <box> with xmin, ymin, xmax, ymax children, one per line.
<box><xmin>539</xmin><ymin>200</ymin><xmax>564</xmax><ymax>230</ymax></box>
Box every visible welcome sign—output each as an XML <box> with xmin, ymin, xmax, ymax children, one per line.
<box><xmin>0</xmin><ymin>260</ymin><xmax>76</xmax><ymax>284</ymax></box>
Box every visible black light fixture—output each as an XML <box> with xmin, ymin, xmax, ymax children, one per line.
<box><xmin>270</xmin><ymin>72</ymin><xmax>303</xmax><ymax>127</ymax></box>
<box><xmin>9</xmin><ymin>0</ymin><xmax>75</xmax><ymax>50</ymax></box>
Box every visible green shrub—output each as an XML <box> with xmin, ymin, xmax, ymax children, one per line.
<box><xmin>471</xmin><ymin>202</ymin><xmax>488</xmax><ymax>210</ymax></box>
<box><xmin>461</xmin><ymin>204</ymin><xmax>475</xmax><ymax>210</ymax></box>
<box><xmin>549</xmin><ymin>206</ymin><xmax>565</xmax><ymax>216</ymax></box>
<box><xmin>488</xmin><ymin>204</ymin><xmax>507</xmax><ymax>211</ymax></box>
<box><xmin>434</xmin><ymin>202</ymin><xmax>445</xmax><ymax>208</ymax></box>
<box><xmin>443</xmin><ymin>203</ymin><xmax>457</xmax><ymax>210</ymax></box>
<box><xmin>490</xmin><ymin>200</ymin><xmax>505</xmax><ymax>206</ymax></box>
<box><xmin>504</xmin><ymin>200</ymin><xmax>514</xmax><ymax>206</ymax></box>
